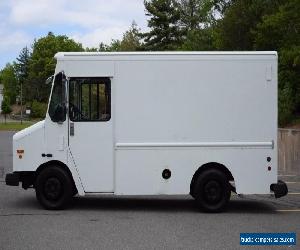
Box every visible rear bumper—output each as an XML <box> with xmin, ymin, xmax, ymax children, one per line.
<box><xmin>270</xmin><ymin>180</ymin><xmax>288</xmax><ymax>198</ymax></box>
<box><xmin>5</xmin><ymin>172</ymin><xmax>20</xmax><ymax>186</ymax></box>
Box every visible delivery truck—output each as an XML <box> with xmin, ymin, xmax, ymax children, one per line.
<box><xmin>5</xmin><ymin>52</ymin><xmax>288</xmax><ymax>212</ymax></box>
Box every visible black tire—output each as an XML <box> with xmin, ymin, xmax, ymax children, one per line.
<box><xmin>35</xmin><ymin>166</ymin><xmax>73</xmax><ymax>210</ymax></box>
<box><xmin>193</xmin><ymin>169</ymin><xmax>231</xmax><ymax>212</ymax></box>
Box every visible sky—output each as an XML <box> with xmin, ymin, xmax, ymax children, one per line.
<box><xmin>0</xmin><ymin>0</ymin><xmax>148</xmax><ymax>70</ymax></box>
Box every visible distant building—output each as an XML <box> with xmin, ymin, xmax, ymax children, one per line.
<box><xmin>0</xmin><ymin>84</ymin><xmax>3</xmax><ymax>112</ymax></box>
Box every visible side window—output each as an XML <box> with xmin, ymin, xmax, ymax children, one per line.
<box><xmin>69</xmin><ymin>78</ymin><xmax>111</xmax><ymax>121</ymax></box>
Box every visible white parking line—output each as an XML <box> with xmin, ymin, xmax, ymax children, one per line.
<box><xmin>278</xmin><ymin>175</ymin><xmax>297</xmax><ymax>177</ymax></box>
<box><xmin>276</xmin><ymin>209</ymin><xmax>300</xmax><ymax>212</ymax></box>
<box><xmin>288</xmin><ymin>193</ymin><xmax>300</xmax><ymax>195</ymax></box>
<box><xmin>286</xmin><ymin>182</ymin><xmax>300</xmax><ymax>184</ymax></box>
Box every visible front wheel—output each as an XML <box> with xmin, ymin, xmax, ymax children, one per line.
<box><xmin>35</xmin><ymin>166</ymin><xmax>73</xmax><ymax>210</ymax></box>
<box><xmin>193</xmin><ymin>169</ymin><xmax>231</xmax><ymax>212</ymax></box>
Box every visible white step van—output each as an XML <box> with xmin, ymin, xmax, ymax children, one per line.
<box><xmin>5</xmin><ymin>52</ymin><xmax>288</xmax><ymax>212</ymax></box>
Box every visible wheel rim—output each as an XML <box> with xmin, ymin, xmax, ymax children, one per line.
<box><xmin>43</xmin><ymin>177</ymin><xmax>63</xmax><ymax>201</ymax></box>
<box><xmin>203</xmin><ymin>180</ymin><xmax>222</xmax><ymax>204</ymax></box>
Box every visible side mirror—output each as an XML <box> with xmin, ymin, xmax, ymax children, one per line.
<box><xmin>52</xmin><ymin>104</ymin><xmax>66</xmax><ymax>123</ymax></box>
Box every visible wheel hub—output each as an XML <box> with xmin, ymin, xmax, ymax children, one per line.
<box><xmin>204</xmin><ymin>180</ymin><xmax>222</xmax><ymax>204</ymax></box>
<box><xmin>44</xmin><ymin>177</ymin><xmax>62</xmax><ymax>201</ymax></box>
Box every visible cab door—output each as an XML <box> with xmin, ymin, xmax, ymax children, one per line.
<box><xmin>45</xmin><ymin>72</ymin><xmax>68</xmax><ymax>168</ymax></box>
<box><xmin>68</xmin><ymin>77</ymin><xmax>114</xmax><ymax>192</ymax></box>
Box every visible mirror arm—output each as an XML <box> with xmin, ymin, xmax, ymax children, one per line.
<box><xmin>45</xmin><ymin>75</ymin><xmax>54</xmax><ymax>85</ymax></box>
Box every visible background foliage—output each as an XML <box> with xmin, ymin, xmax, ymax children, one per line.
<box><xmin>0</xmin><ymin>0</ymin><xmax>299</xmax><ymax>126</ymax></box>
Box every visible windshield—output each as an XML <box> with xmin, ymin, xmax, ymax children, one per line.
<box><xmin>48</xmin><ymin>72</ymin><xmax>66</xmax><ymax>122</ymax></box>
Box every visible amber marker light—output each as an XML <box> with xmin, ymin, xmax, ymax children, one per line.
<box><xmin>17</xmin><ymin>149</ymin><xmax>24</xmax><ymax>159</ymax></box>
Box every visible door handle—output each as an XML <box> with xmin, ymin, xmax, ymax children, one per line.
<box><xmin>70</xmin><ymin>122</ymin><xmax>74</xmax><ymax>136</ymax></box>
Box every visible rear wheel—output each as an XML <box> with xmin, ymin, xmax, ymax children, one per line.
<box><xmin>193</xmin><ymin>169</ymin><xmax>231</xmax><ymax>212</ymax></box>
<box><xmin>35</xmin><ymin>166</ymin><xmax>73</xmax><ymax>210</ymax></box>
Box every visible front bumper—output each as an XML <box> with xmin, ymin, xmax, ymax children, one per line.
<box><xmin>270</xmin><ymin>180</ymin><xmax>288</xmax><ymax>198</ymax></box>
<box><xmin>5</xmin><ymin>172</ymin><xmax>20</xmax><ymax>186</ymax></box>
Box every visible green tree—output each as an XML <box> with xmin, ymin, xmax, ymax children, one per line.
<box><xmin>85</xmin><ymin>42</ymin><xmax>111</xmax><ymax>52</ymax></box>
<box><xmin>253</xmin><ymin>0</ymin><xmax>300</xmax><ymax>125</ymax></box>
<box><xmin>214</xmin><ymin>0</ymin><xmax>282</xmax><ymax>50</ymax></box>
<box><xmin>0</xmin><ymin>63</ymin><xmax>18</xmax><ymax>105</ymax></box>
<box><xmin>253</xmin><ymin>0</ymin><xmax>300</xmax><ymax>51</ymax></box>
<box><xmin>120</xmin><ymin>21</ymin><xmax>142</xmax><ymax>51</ymax></box>
<box><xmin>1</xmin><ymin>98</ymin><xmax>12</xmax><ymax>124</ymax></box>
<box><xmin>15</xmin><ymin>47</ymin><xmax>31</xmax><ymax>81</ymax></box>
<box><xmin>99</xmin><ymin>42</ymin><xmax>110</xmax><ymax>51</ymax></box>
<box><xmin>30</xmin><ymin>100</ymin><xmax>48</xmax><ymax>118</ymax></box>
<box><xmin>178</xmin><ymin>0</ymin><xmax>217</xmax><ymax>51</ymax></box>
<box><xmin>180</xmin><ymin>28</ymin><xmax>215</xmax><ymax>50</ymax></box>
<box><xmin>141</xmin><ymin>0</ymin><xmax>183</xmax><ymax>50</ymax></box>
<box><xmin>277</xmin><ymin>47</ymin><xmax>300</xmax><ymax>126</ymax></box>
<box><xmin>27</xmin><ymin>32</ymin><xmax>84</xmax><ymax>102</ymax></box>
<box><xmin>108</xmin><ymin>39</ymin><xmax>122</xmax><ymax>51</ymax></box>
<box><xmin>178</xmin><ymin>0</ymin><xmax>215</xmax><ymax>31</ymax></box>
<box><xmin>88</xmin><ymin>40</ymin><xmax>122</xmax><ymax>52</ymax></box>
<box><xmin>15</xmin><ymin>46</ymin><xmax>31</xmax><ymax>110</ymax></box>
<box><xmin>278</xmin><ymin>84</ymin><xmax>294</xmax><ymax>126</ymax></box>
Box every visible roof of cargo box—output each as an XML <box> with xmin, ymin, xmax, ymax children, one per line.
<box><xmin>55</xmin><ymin>51</ymin><xmax>277</xmax><ymax>60</ymax></box>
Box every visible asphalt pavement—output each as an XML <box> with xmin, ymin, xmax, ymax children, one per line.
<box><xmin>0</xmin><ymin>131</ymin><xmax>299</xmax><ymax>250</ymax></box>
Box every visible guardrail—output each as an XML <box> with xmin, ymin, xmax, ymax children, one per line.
<box><xmin>278</xmin><ymin>129</ymin><xmax>300</xmax><ymax>174</ymax></box>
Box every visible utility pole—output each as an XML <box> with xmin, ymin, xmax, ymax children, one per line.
<box><xmin>20</xmin><ymin>80</ymin><xmax>23</xmax><ymax>125</ymax></box>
